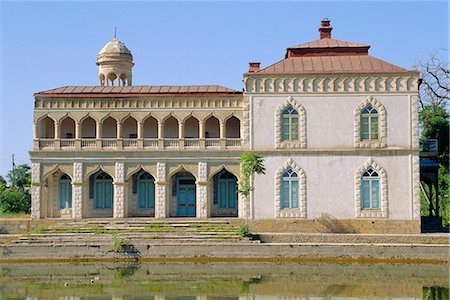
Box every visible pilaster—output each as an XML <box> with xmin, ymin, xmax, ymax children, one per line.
<box><xmin>155</xmin><ymin>162</ymin><xmax>167</xmax><ymax>218</ymax></box>
<box><xmin>72</xmin><ymin>162</ymin><xmax>83</xmax><ymax>219</ymax></box>
<box><xmin>196</xmin><ymin>162</ymin><xmax>208</xmax><ymax>219</ymax></box>
<box><xmin>31</xmin><ymin>163</ymin><xmax>42</xmax><ymax>219</ymax></box>
<box><xmin>114</xmin><ymin>162</ymin><xmax>125</xmax><ymax>219</ymax></box>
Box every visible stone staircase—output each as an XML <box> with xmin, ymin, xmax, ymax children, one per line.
<box><xmin>6</xmin><ymin>219</ymin><xmax>260</xmax><ymax>247</ymax></box>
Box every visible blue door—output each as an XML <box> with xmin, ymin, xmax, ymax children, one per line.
<box><xmin>177</xmin><ymin>177</ymin><xmax>196</xmax><ymax>217</ymax></box>
<box><xmin>137</xmin><ymin>171</ymin><xmax>155</xmax><ymax>209</ymax></box>
<box><xmin>217</xmin><ymin>170</ymin><xmax>237</xmax><ymax>210</ymax></box>
<box><xmin>94</xmin><ymin>172</ymin><xmax>113</xmax><ymax>209</ymax></box>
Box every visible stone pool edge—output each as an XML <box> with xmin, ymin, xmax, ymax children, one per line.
<box><xmin>0</xmin><ymin>242</ymin><xmax>448</xmax><ymax>264</ymax></box>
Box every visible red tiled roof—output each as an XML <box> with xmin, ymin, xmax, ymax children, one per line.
<box><xmin>35</xmin><ymin>85</ymin><xmax>242</xmax><ymax>97</ymax></box>
<box><xmin>252</xmin><ymin>55</ymin><xmax>413</xmax><ymax>75</ymax></box>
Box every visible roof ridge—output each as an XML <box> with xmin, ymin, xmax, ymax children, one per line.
<box><xmin>287</xmin><ymin>38</ymin><xmax>370</xmax><ymax>50</ymax></box>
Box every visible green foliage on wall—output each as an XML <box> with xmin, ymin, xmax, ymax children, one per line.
<box><xmin>238</xmin><ymin>152</ymin><xmax>266</xmax><ymax>197</ymax></box>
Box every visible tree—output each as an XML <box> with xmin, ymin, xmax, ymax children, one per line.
<box><xmin>0</xmin><ymin>164</ymin><xmax>32</xmax><ymax>214</ymax></box>
<box><xmin>7</xmin><ymin>164</ymin><xmax>31</xmax><ymax>192</ymax></box>
<box><xmin>238</xmin><ymin>152</ymin><xmax>266</xmax><ymax>197</ymax></box>
<box><xmin>415</xmin><ymin>50</ymin><xmax>450</xmax><ymax>225</ymax></box>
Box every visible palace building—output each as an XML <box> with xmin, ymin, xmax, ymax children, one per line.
<box><xmin>30</xmin><ymin>20</ymin><xmax>421</xmax><ymax>233</ymax></box>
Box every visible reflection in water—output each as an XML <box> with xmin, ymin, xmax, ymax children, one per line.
<box><xmin>423</xmin><ymin>287</ymin><xmax>449</xmax><ymax>300</ymax></box>
<box><xmin>0</xmin><ymin>262</ymin><xmax>448</xmax><ymax>299</ymax></box>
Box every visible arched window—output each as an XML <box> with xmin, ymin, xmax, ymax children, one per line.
<box><xmin>281</xmin><ymin>106</ymin><xmax>299</xmax><ymax>141</ymax></box>
<box><xmin>58</xmin><ymin>174</ymin><xmax>72</xmax><ymax>209</ymax></box>
<box><xmin>281</xmin><ymin>168</ymin><xmax>299</xmax><ymax>209</ymax></box>
<box><xmin>361</xmin><ymin>167</ymin><xmax>380</xmax><ymax>209</ymax></box>
<box><xmin>137</xmin><ymin>171</ymin><xmax>155</xmax><ymax>209</ymax></box>
<box><xmin>94</xmin><ymin>172</ymin><xmax>113</xmax><ymax>209</ymax></box>
<box><xmin>360</xmin><ymin>105</ymin><xmax>379</xmax><ymax>141</ymax></box>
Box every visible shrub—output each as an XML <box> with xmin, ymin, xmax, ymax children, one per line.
<box><xmin>236</xmin><ymin>224</ymin><xmax>251</xmax><ymax>238</ymax></box>
<box><xmin>112</xmin><ymin>234</ymin><xmax>127</xmax><ymax>252</ymax></box>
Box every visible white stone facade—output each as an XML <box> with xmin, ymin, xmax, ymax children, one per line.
<box><xmin>29</xmin><ymin>20</ymin><xmax>420</xmax><ymax>232</ymax></box>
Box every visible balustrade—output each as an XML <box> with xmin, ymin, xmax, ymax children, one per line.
<box><xmin>60</xmin><ymin>139</ymin><xmax>75</xmax><ymax>149</ymax></box>
<box><xmin>205</xmin><ymin>138</ymin><xmax>221</xmax><ymax>148</ymax></box>
<box><xmin>81</xmin><ymin>139</ymin><xmax>96</xmax><ymax>148</ymax></box>
<box><xmin>226</xmin><ymin>138</ymin><xmax>242</xmax><ymax>148</ymax></box>
<box><xmin>39</xmin><ymin>139</ymin><xmax>55</xmax><ymax>149</ymax></box>
<box><xmin>102</xmin><ymin>139</ymin><xmax>117</xmax><ymax>148</ymax></box>
<box><xmin>184</xmin><ymin>138</ymin><xmax>200</xmax><ymax>148</ymax></box>
<box><xmin>37</xmin><ymin>137</ymin><xmax>242</xmax><ymax>150</ymax></box>
<box><xmin>143</xmin><ymin>138</ymin><xmax>158</xmax><ymax>148</ymax></box>
<box><xmin>164</xmin><ymin>139</ymin><xmax>179</xmax><ymax>148</ymax></box>
<box><xmin>123</xmin><ymin>139</ymin><xmax>138</xmax><ymax>148</ymax></box>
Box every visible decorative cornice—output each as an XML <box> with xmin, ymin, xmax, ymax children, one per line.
<box><xmin>244</xmin><ymin>74</ymin><xmax>418</xmax><ymax>94</ymax></box>
<box><xmin>35</xmin><ymin>97</ymin><xmax>244</xmax><ymax>110</ymax></box>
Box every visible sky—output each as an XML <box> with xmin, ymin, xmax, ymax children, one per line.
<box><xmin>0</xmin><ymin>0</ymin><xmax>448</xmax><ymax>177</ymax></box>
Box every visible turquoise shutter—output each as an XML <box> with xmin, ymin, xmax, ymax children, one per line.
<box><xmin>228</xmin><ymin>181</ymin><xmax>236</xmax><ymax>209</ymax></box>
<box><xmin>149</xmin><ymin>180</ymin><xmax>155</xmax><ymax>209</ymax></box>
<box><xmin>371</xmin><ymin>180</ymin><xmax>380</xmax><ymax>208</ymax></box>
<box><xmin>219</xmin><ymin>181</ymin><xmax>227</xmax><ymax>209</ymax></box>
<box><xmin>138</xmin><ymin>180</ymin><xmax>146</xmax><ymax>208</ymax></box>
<box><xmin>291</xmin><ymin>117</ymin><xmax>299</xmax><ymax>140</ymax></box>
<box><xmin>361</xmin><ymin>180</ymin><xmax>370</xmax><ymax>208</ymax></box>
<box><xmin>58</xmin><ymin>180</ymin><xmax>64</xmax><ymax>209</ymax></box>
<box><xmin>281</xmin><ymin>118</ymin><xmax>290</xmax><ymax>141</ymax></box>
<box><xmin>95</xmin><ymin>180</ymin><xmax>102</xmax><ymax>209</ymax></box>
<box><xmin>281</xmin><ymin>180</ymin><xmax>290</xmax><ymax>208</ymax></box>
<box><xmin>291</xmin><ymin>180</ymin><xmax>299</xmax><ymax>208</ymax></box>
<box><xmin>371</xmin><ymin>117</ymin><xmax>379</xmax><ymax>139</ymax></box>
<box><xmin>105</xmin><ymin>180</ymin><xmax>112</xmax><ymax>209</ymax></box>
<box><xmin>361</xmin><ymin>116</ymin><xmax>369</xmax><ymax>140</ymax></box>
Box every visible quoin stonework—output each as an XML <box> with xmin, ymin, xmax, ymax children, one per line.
<box><xmin>30</xmin><ymin>19</ymin><xmax>421</xmax><ymax>233</ymax></box>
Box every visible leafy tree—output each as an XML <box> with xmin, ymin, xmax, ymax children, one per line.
<box><xmin>0</xmin><ymin>187</ymin><xmax>30</xmax><ymax>214</ymax></box>
<box><xmin>0</xmin><ymin>176</ymin><xmax>6</xmax><ymax>187</ymax></box>
<box><xmin>7</xmin><ymin>164</ymin><xmax>31</xmax><ymax>192</ymax></box>
<box><xmin>415</xmin><ymin>50</ymin><xmax>449</xmax><ymax>225</ymax></box>
<box><xmin>0</xmin><ymin>164</ymin><xmax>32</xmax><ymax>214</ymax></box>
<box><xmin>238</xmin><ymin>152</ymin><xmax>266</xmax><ymax>197</ymax></box>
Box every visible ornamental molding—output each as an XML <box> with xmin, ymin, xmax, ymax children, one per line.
<box><xmin>275</xmin><ymin>97</ymin><xmax>307</xmax><ymax>149</ymax></box>
<box><xmin>274</xmin><ymin>158</ymin><xmax>307</xmax><ymax>218</ymax></box>
<box><xmin>354</xmin><ymin>158</ymin><xmax>388</xmax><ymax>218</ymax></box>
<box><xmin>35</xmin><ymin>97</ymin><xmax>243</xmax><ymax>111</ymax></box>
<box><xmin>354</xmin><ymin>96</ymin><xmax>387</xmax><ymax>148</ymax></box>
<box><xmin>244</xmin><ymin>74</ymin><xmax>418</xmax><ymax>94</ymax></box>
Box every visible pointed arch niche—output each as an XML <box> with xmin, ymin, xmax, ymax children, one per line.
<box><xmin>354</xmin><ymin>158</ymin><xmax>388</xmax><ymax>218</ymax></box>
<box><xmin>275</xmin><ymin>97</ymin><xmax>306</xmax><ymax>149</ymax></box>
<box><xmin>354</xmin><ymin>96</ymin><xmax>387</xmax><ymax>148</ymax></box>
<box><xmin>274</xmin><ymin>159</ymin><xmax>306</xmax><ymax>218</ymax></box>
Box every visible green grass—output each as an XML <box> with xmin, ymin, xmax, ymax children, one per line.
<box><xmin>0</xmin><ymin>212</ymin><xmax>31</xmax><ymax>219</ymax></box>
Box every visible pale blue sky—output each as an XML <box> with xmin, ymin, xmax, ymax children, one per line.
<box><xmin>0</xmin><ymin>1</ymin><xmax>448</xmax><ymax>177</ymax></box>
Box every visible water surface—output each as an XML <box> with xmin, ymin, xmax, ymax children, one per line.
<box><xmin>0</xmin><ymin>262</ymin><xmax>448</xmax><ymax>299</ymax></box>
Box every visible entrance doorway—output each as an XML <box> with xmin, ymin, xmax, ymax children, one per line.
<box><xmin>176</xmin><ymin>176</ymin><xmax>196</xmax><ymax>217</ymax></box>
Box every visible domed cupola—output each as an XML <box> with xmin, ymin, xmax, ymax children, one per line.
<box><xmin>96</xmin><ymin>38</ymin><xmax>134</xmax><ymax>86</ymax></box>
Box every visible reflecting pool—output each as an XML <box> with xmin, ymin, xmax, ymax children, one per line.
<box><xmin>0</xmin><ymin>262</ymin><xmax>448</xmax><ymax>299</ymax></box>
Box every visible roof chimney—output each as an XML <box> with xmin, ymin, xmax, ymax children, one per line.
<box><xmin>248</xmin><ymin>62</ymin><xmax>261</xmax><ymax>73</ymax></box>
<box><xmin>319</xmin><ymin>18</ymin><xmax>332</xmax><ymax>39</ymax></box>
